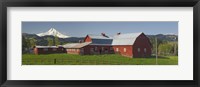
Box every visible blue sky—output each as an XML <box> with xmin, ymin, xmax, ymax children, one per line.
<box><xmin>22</xmin><ymin>22</ymin><xmax>178</xmax><ymax>37</ymax></box>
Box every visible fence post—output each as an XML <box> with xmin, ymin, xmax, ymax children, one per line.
<box><xmin>54</xmin><ymin>59</ymin><xmax>56</xmax><ymax>64</ymax></box>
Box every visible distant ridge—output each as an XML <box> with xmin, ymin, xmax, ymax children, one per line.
<box><xmin>37</xmin><ymin>28</ymin><xmax>70</xmax><ymax>38</ymax></box>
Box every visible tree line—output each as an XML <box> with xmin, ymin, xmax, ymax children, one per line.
<box><xmin>22</xmin><ymin>36</ymin><xmax>61</xmax><ymax>53</ymax></box>
<box><xmin>149</xmin><ymin>37</ymin><xmax>178</xmax><ymax>56</ymax></box>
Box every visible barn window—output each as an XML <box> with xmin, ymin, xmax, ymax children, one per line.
<box><xmin>43</xmin><ymin>48</ymin><xmax>48</xmax><ymax>51</ymax></box>
<box><xmin>53</xmin><ymin>48</ymin><xmax>57</xmax><ymax>51</ymax></box>
<box><xmin>144</xmin><ymin>48</ymin><xmax>147</xmax><ymax>53</ymax></box>
<box><xmin>138</xmin><ymin>48</ymin><xmax>140</xmax><ymax>52</ymax></box>
<box><xmin>124</xmin><ymin>48</ymin><xmax>126</xmax><ymax>52</ymax></box>
<box><xmin>116</xmin><ymin>48</ymin><xmax>119</xmax><ymax>52</ymax></box>
<box><xmin>105</xmin><ymin>48</ymin><xmax>108</xmax><ymax>52</ymax></box>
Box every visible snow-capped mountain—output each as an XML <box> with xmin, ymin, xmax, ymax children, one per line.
<box><xmin>37</xmin><ymin>28</ymin><xmax>70</xmax><ymax>38</ymax></box>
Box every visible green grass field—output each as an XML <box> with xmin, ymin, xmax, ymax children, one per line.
<box><xmin>22</xmin><ymin>54</ymin><xmax>178</xmax><ymax>65</ymax></box>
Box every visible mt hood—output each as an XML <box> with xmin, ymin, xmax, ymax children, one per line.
<box><xmin>37</xmin><ymin>28</ymin><xmax>70</xmax><ymax>38</ymax></box>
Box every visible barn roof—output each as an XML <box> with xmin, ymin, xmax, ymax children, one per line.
<box><xmin>63</xmin><ymin>42</ymin><xmax>91</xmax><ymax>49</ymax></box>
<box><xmin>112</xmin><ymin>32</ymin><xmax>143</xmax><ymax>45</ymax></box>
<box><xmin>87</xmin><ymin>34</ymin><xmax>113</xmax><ymax>45</ymax></box>
<box><xmin>87</xmin><ymin>34</ymin><xmax>112</xmax><ymax>39</ymax></box>
<box><xmin>35</xmin><ymin>46</ymin><xmax>59</xmax><ymax>48</ymax></box>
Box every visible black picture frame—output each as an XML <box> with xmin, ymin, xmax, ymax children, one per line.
<box><xmin>0</xmin><ymin>0</ymin><xmax>199</xmax><ymax>87</ymax></box>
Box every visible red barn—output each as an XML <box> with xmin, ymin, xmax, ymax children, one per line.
<box><xmin>33</xmin><ymin>32</ymin><xmax>152</xmax><ymax>58</ymax></box>
<box><xmin>112</xmin><ymin>32</ymin><xmax>152</xmax><ymax>58</ymax></box>
<box><xmin>33</xmin><ymin>46</ymin><xmax>65</xmax><ymax>55</ymax></box>
<box><xmin>83</xmin><ymin>33</ymin><xmax>114</xmax><ymax>55</ymax></box>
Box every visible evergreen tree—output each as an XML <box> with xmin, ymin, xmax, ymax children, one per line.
<box><xmin>149</xmin><ymin>37</ymin><xmax>164</xmax><ymax>55</ymax></box>
<box><xmin>47</xmin><ymin>37</ymin><xmax>53</xmax><ymax>46</ymax></box>
<box><xmin>158</xmin><ymin>42</ymin><xmax>173</xmax><ymax>56</ymax></box>
<box><xmin>22</xmin><ymin>36</ymin><xmax>28</xmax><ymax>53</ymax></box>
<box><xmin>54</xmin><ymin>36</ymin><xmax>60</xmax><ymax>46</ymax></box>
<box><xmin>29</xmin><ymin>38</ymin><xmax>37</xmax><ymax>48</ymax></box>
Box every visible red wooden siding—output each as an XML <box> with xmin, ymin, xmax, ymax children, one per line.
<box><xmin>113</xmin><ymin>45</ymin><xmax>133</xmax><ymax>58</ymax></box>
<box><xmin>34</xmin><ymin>47</ymin><xmax>65</xmax><ymax>55</ymax></box>
<box><xmin>66</xmin><ymin>48</ymin><xmax>81</xmax><ymax>55</ymax></box>
<box><xmin>83</xmin><ymin>45</ymin><xmax>114</xmax><ymax>55</ymax></box>
<box><xmin>84</xmin><ymin>35</ymin><xmax>92</xmax><ymax>42</ymax></box>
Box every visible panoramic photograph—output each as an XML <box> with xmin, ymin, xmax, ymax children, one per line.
<box><xmin>22</xmin><ymin>22</ymin><xmax>178</xmax><ymax>65</ymax></box>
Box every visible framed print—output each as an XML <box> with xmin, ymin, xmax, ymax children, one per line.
<box><xmin>0</xmin><ymin>0</ymin><xmax>200</xmax><ymax>87</ymax></box>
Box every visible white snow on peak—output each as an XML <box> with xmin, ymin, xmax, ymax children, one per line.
<box><xmin>37</xmin><ymin>28</ymin><xmax>70</xmax><ymax>38</ymax></box>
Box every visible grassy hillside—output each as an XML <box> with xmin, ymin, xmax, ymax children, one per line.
<box><xmin>22</xmin><ymin>54</ymin><xmax>178</xmax><ymax>65</ymax></box>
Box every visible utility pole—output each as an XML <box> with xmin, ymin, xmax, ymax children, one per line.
<box><xmin>174</xmin><ymin>37</ymin><xmax>177</xmax><ymax>56</ymax></box>
<box><xmin>156</xmin><ymin>37</ymin><xmax>158</xmax><ymax>65</ymax></box>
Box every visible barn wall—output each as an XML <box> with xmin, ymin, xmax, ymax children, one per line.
<box><xmin>66</xmin><ymin>48</ymin><xmax>81</xmax><ymax>54</ymax></box>
<box><xmin>133</xmin><ymin>33</ymin><xmax>152</xmax><ymax>58</ymax></box>
<box><xmin>113</xmin><ymin>45</ymin><xmax>133</xmax><ymax>58</ymax></box>
<box><xmin>83</xmin><ymin>45</ymin><xmax>114</xmax><ymax>55</ymax></box>
<box><xmin>34</xmin><ymin>47</ymin><xmax>65</xmax><ymax>55</ymax></box>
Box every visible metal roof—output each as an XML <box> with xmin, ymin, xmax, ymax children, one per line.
<box><xmin>87</xmin><ymin>34</ymin><xmax>112</xmax><ymax>39</ymax></box>
<box><xmin>87</xmin><ymin>34</ymin><xmax>113</xmax><ymax>45</ymax></box>
<box><xmin>91</xmin><ymin>39</ymin><xmax>113</xmax><ymax>45</ymax></box>
<box><xmin>35</xmin><ymin>46</ymin><xmax>59</xmax><ymax>48</ymax></box>
<box><xmin>112</xmin><ymin>32</ymin><xmax>143</xmax><ymax>45</ymax></box>
<box><xmin>63</xmin><ymin>42</ymin><xmax>91</xmax><ymax>49</ymax></box>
